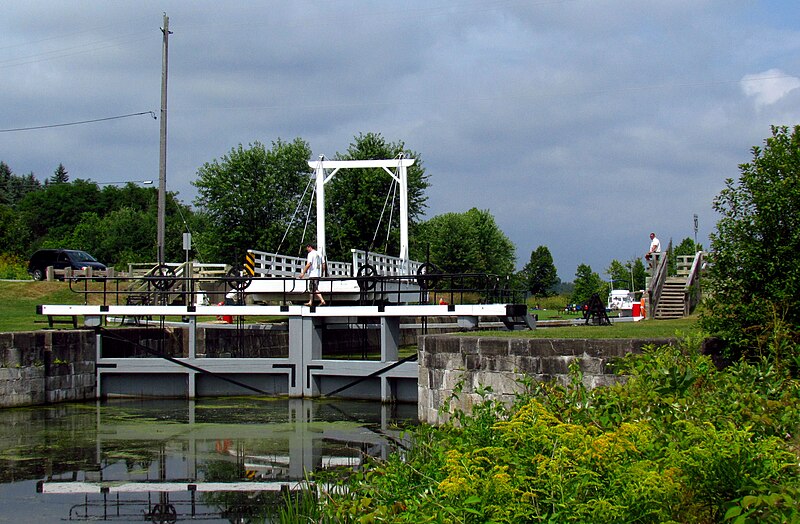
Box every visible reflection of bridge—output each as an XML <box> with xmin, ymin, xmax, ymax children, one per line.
<box><xmin>35</xmin><ymin>399</ymin><xmax>411</xmax><ymax>522</ymax></box>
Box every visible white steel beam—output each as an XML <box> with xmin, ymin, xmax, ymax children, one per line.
<box><xmin>39</xmin><ymin>303</ymin><xmax>514</xmax><ymax>319</ymax></box>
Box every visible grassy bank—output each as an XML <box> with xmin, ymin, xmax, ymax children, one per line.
<box><xmin>482</xmin><ymin>317</ymin><xmax>700</xmax><ymax>339</ymax></box>
<box><xmin>0</xmin><ymin>281</ymin><xmax>104</xmax><ymax>332</ymax></box>
<box><xmin>0</xmin><ymin>281</ymin><xmax>700</xmax><ymax>338</ymax></box>
<box><xmin>0</xmin><ymin>281</ymin><xmax>225</xmax><ymax>332</ymax></box>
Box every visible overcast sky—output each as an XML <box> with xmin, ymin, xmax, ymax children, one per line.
<box><xmin>3</xmin><ymin>1</ymin><xmax>799</xmax><ymax>280</ymax></box>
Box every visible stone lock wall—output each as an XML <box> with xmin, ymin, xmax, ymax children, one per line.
<box><xmin>0</xmin><ymin>330</ymin><xmax>97</xmax><ymax>407</ymax></box>
<box><xmin>418</xmin><ymin>335</ymin><xmax>675</xmax><ymax>425</ymax></box>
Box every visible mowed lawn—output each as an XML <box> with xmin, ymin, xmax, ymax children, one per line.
<box><xmin>0</xmin><ymin>280</ymin><xmax>119</xmax><ymax>332</ymax></box>
<box><xmin>0</xmin><ymin>280</ymin><xmax>701</xmax><ymax>339</ymax></box>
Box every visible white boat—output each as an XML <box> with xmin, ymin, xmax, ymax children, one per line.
<box><xmin>607</xmin><ymin>289</ymin><xmax>636</xmax><ymax>317</ymax></box>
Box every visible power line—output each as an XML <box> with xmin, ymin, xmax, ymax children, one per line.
<box><xmin>0</xmin><ymin>111</ymin><xmax>156</xmax><ymax>133</ymax></box>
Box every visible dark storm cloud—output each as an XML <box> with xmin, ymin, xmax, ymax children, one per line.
<box><xmin>2</xmin><ymin>1</ymin><xmax>799</xmax><ymax>279</ymax></box>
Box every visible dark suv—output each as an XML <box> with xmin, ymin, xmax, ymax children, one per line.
<box><xmin>28</xmin><ymin>249</ymin><xmax>107</xmax><ymax>280</ymax></box>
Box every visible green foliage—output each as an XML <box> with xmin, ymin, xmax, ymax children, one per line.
<box><xmin>49</xmin><ymin>163</ymin><xmax>69</xmax><ymax>184</ymax></box>
<box><xmin>0</xmin><ymin>254</ymin><xmax>29</xmax><ymax>279</ymax></box>
<box><xmin>607</xmin><ymin>259</ymin><xmax>631</xmax><ymax>289</ymax></box>
<box><xmin>0</xmin><ymin>204</ymin><xmax>32</xmax><ymax>256</ymax></box>
<box><xmin>326</xmin><ymin>132</ymin><xmax>429</xmax><ymax>261</ymax></box>
<box><xmin>16</xmin><ymin>178</ymin><xmax>103</xmax><ymax>241</ymax></box>
<box><xmin>571</xmin><ymin>263</ymin><xmax>609</xmax><ymax>305</ymax></box>
<box><xmin>317</xmin><ymin>344</ymin><xmax>800</xmax><ymax>523</ymax></box>
<box><xmin>701</xmin><ymin>125</ymin><xmax>800</xmax><ymax>365</ymax></box>
<box><xmin>520</xmin><ymin>245</ymin><xmax>559</xmax><ymax>296</ymax></box>
<box><xmin>0</xmin><ymin>161</ymin><xmax>42</xmax><ymax>206</ymax></box>
<box><xmin>192</xmin><ymin>138</ymin><xmax>313</xmax><ymax>264</ymax></box>
<box><xmin>415</xmin><ymin>208</ymin><xmax>515</xmax><ymax>277</ymax></box>
<box><xmin>607</xmin><ymin>257</ymin><xmax>647</xmax><ymax>292</ymax></box>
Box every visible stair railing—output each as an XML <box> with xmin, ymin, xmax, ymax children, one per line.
<box><xmin>682</xmin><ymin>251</ymin><xmax>704</xmax><ymax>316</ymax></box>
<box><xmin>647</xmin><ymin>239</ymin><xmax>671</xmax><ymax>318</ymax></box>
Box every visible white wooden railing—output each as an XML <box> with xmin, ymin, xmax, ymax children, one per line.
<box><xmin>246</xmin><ymin>249</ymin><xmax>422</xmax><ymax>278</ymax></box>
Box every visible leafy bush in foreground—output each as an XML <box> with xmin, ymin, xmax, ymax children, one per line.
<box><xmin>315</xmin><ymin>344</ymin><xmax>800</xmax><ymax>523</ymax></box>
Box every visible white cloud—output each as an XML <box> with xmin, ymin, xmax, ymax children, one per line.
<box><xmin>741</xmin><ymin>69</ymin><xmax>800</xmax><ymax>108</ymax></box>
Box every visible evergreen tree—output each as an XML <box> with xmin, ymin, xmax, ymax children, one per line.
<box><xmin>50</xmin><ymin>163</ymin><xmax>69</xmax><ymax>184</ymax></box>
<box><xmin>521</xmin><ymin>245</ymin><xmax>559</xmax><ymax>296</ymax></box>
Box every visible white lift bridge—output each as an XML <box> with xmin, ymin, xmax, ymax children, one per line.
<box><xmin>37</xmin><ymin>157</ymin><xmax>534</xmax><ymax>402</ymax></box>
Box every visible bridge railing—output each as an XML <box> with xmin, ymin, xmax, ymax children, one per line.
<box><xmin>350</xmin><ymin>249</ymin><xmax>423</xmax><ymax>277</ymax></box>
<box><xmin>683</xmin><ymin>251</ymin><xmax>704</xmax><ymax>316</ymax></box>
<box><xmin>247</xmin><ymin>249</ymin><xmax>423</xmax><ymax>278</ymax></box>
<box><xmin>646</xmin><ymin>239</ymin><xmax>672</xmax><ymax>318</ymax></box>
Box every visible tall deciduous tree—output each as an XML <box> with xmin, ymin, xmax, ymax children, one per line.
<box><xmin>606</xmin><ymin>259</ymin><xmax>631</xmax><ymax>290</ymax></box>
<box><xmin>701</xmin><ymin>125</ymin><xmax>800</xmax><ymax>364</ymax></box>
<box><xmin>16</xmin><ymin>179</ymin><xmax>102</xmax><ymax>243</ymax></box>
<box><xmin>325</xmin><ymin>133</ymin><xmax>429</xmax><ymax>261</ymax></box>
<box><xmin>605</xmin><ymin>258</ymin><xmax>647</xmax><ymax>291</ymax></box>
<box><xmin>192</xmin><ymin>139</ymin><xmax>312</xmax><ymax>265</ymax></box>
<box><xmin>521</xmin><ymin>246</ymin><xmax>559</xmax><ymax>296</ymax></box>
<box><xmin>571</xmin><ymin>263</ymin><xmax>608</xmax><ymax>306</ymax></box>
<box><xmin>415</xmin><ymin>208</ymin><xmax>515</xmax><ymax>277</ymax></box>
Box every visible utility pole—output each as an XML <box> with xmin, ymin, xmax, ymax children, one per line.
<box><xmin>157</xmin><ymin>13</ymin><xmax>171</xmax><ymax>265</ymax></box>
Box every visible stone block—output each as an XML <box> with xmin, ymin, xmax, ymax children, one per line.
<box><xmin>527</xmin><ymin>339</ymin><xmax>562</xmax><ymax>357</ymax></box>
<box><xmin>540</xmin><ymin>356</ymin><xmax>574</xmax><ymax>375</ymax></box>
<box><xmin>579</xmin><ymin>357</ymin><xmax>604</xmax><ymax>375</ymax></box>
<box><xmin>464</xmin><ymin>353</ymin><xmax>481</xmax><ymax>370</ymax></box>
<box><xmin>514</xmin><ymin>355</ymin><xmax>540</xmax><ymax>374</ymax></box>
<box><xmin>434</xmin><ymin>351</ymin><xmax>464</xmax><ymax>370</ymax></box>
<box><xmin>442</xmin><ymin>369</ymin><xmax>466</xmax><ymax>391</ymax></box>
<box><xmin>478</xmin><ymin>338</ymin><xmax>509</xmax><ymax>357</ymax></box>
<box><xmin>436</xmin><ymin>336</ymin><xmax>465</xmax><ymax>354</ymax></box>
<box><xmin>508</xmin><ymin>338</ymin><xmax>531</xmax><ymax>356</ymax></box>
<box><xmin>427</xmin><ymin>369</ymin><xmax>442</xmax><ymax>389</ymax></box>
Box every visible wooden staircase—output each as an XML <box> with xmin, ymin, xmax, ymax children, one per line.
<box><xmin>647</xmin><ymin>250</ymin><xmax>704</xmax><ymax>320</ymax></box>
<box><xmin>653</xmin><ymin>277</ymin><xmax>686</xmax><ymax>319</ymax></box>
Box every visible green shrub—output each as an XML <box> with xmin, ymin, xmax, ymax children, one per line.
<box><xmin>0</xmin><ymin>253</ymin><xmax>30</xmax><ymax>280</ymax></box>
<box><xmin>317</xmin><ymin>343</ymin><xmax>800</xmax><ymax>523</ymax></box>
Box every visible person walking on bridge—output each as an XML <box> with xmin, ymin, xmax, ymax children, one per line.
<box><xmin>300</xmin><ymin>244</ymin><xmax>326</xmax><ymax>306</ymax></box>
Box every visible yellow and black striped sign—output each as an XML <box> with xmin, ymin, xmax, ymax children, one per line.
<box><xmin>244</xmin><ymin>252</ymin><xmax>255</xmax><ymax>276</ymax></box>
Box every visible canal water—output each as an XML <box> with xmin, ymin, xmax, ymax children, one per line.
<box><xmin>0</xmin><ymin>398</ymin><xmax>417</xmax><ymax>523</ymax></box>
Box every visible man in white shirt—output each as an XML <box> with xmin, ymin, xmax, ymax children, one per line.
<box><xmin>300</xmin><ymin>244</ymin><xmax>326</xmax><ymax>306</ymax></box>
<box><xmin>645</xmin><ymin>233</ymin><xmax>661</xmax><ymax>264</ymax></box>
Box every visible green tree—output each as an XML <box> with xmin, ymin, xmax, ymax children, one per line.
<box><xmin>325</xmin><ymin>132</ymin><xmax>429</xmax><ymax>261</ymax></box>
<box><xmin>668</xmin><ymin>236</ymin><xmax>702</xmax><ymax>275</ymax></box>
<box><xmin>606</xmin><ymin>259</ymin><xmax>631</xmax><ymax>290</ymax></box>
<box><xmin>606</xmin><ymin>258</ymin><xmax>646</xmax><ymax>291</ymax></box>
<box><xmin>0</xmin><ymin>163</ymin><xmax>42</xmax><ymax>207</ymax></box>
<box><xmin>571</xmin><ymin>263</ymin><xmax>608</xmax><ymax>305</ymax></box>
<box><xmin>521</xmin><ymin>245</ymin><xmax>559</xmax><ymax>296</ymax></box>
<box><xmin>16</xmin><ymin>179</ymin><xmax>103</xmax><ymax>246</ymax></box>
<box><xmin>631</xmin><ymin>258</ymin><xmax>647</xmax><ymax>291</ymax></box>
<box><xmin>700</xmin><ymin>125</ymin><xmax>800</xmax><ymax>364</ymax></box>
<box><xmin>66</xmin><ymin>208</ymin><xmax>158</xmax><ymax>268</ymax></box>
<box><xmin>415</xmin><ymin>208</ymin><xmax>515</xmax><ymax>277</ymax></box>
<box><xmin>49</xmin><ymin>163</ymin><xmax>69</xmax><ymax>184</ymax></box>
<box><xmin>192</xmin><ymin>138</ymin><xmax>313</xmax><ymax>264</ymax></box>
<box><xmin>0</xmin><ymin>205</ymin><xmax>30</xmax><ymax>256</ymax></box>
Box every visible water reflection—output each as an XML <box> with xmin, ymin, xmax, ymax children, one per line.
<box><xmin>0</xmin><ymin>398</ymin><xmax>417</xmax><ymax>523</ymax></box>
